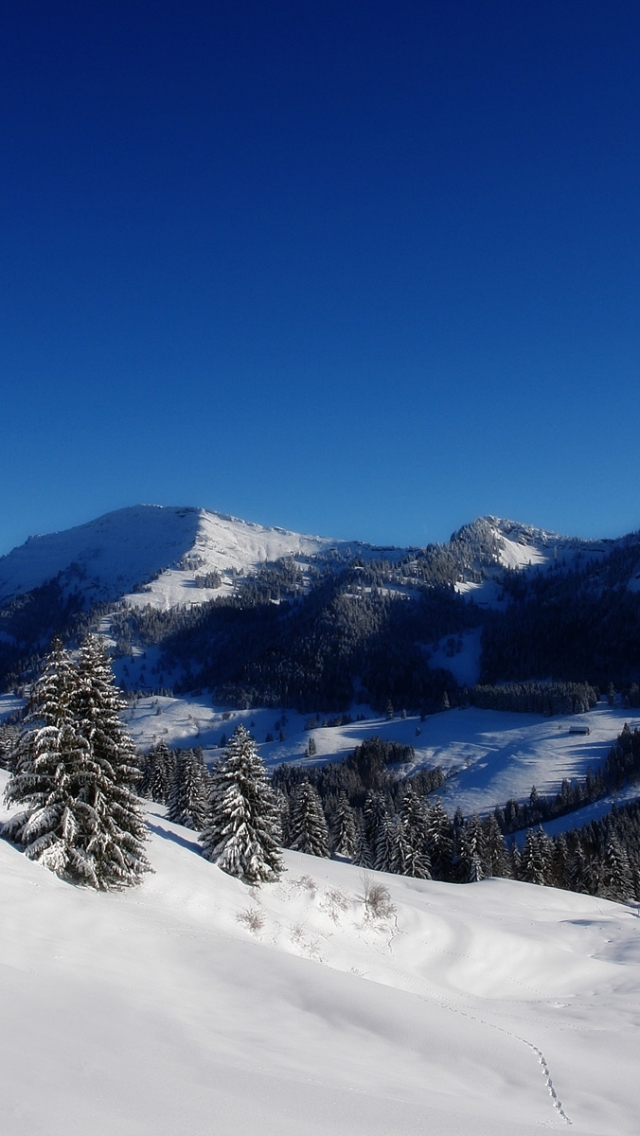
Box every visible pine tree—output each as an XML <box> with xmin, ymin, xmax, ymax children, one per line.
<box><xmin>143</xmin><ymin>740</ymin><xmax>175</xmax><ymax>803</ymax></box>
<box><xmin>353</xmin><ymin>815</ymin><xmax>372</xmax><ymax>868</ymax></box>
<box><xmin>363</xmin><ymin>789</ymin><xmax>390</xmax><ymax>870</ymax></box>
<box><xmin>68</xmin><ymin>633</ymin><xmax>151</xmax><ymax>888</ymax></box>
<box><xmin>331</xmin><ymin>790</ymin><xmax>357</xmax><ymax>858</ymax></box>
<box><xmin>481</xmin><ymin>813</ymin><xmax>509</xmax><ymax>878</ymax></box>
<box><xmin>520</xmin><ymin>827</ymin><xmax>552</xmax><ymax>885</ymax></box>
<box><xmin>599</xmin><ymin>834</ymin><xmax>633</xmax><ymax>901</ymax></box>
<box><xmin>288</xmin><ymin>780</ymin><xmax>330</xmax><ymax>858</ymax></box>
<box><xmin>458</xmin><ymin>814</ymin><xmax>484</xmax><ymax>883</ymax></box>
<box><xmin>4</xmin><ymin>641</ymin><xmax>99</xmax><ymax>883</ymax></box>
<box><xmin>400</xmin><ymin>784</ymin><xmax>431</xmax><ymax>879</ymax></box>
<box><xmin>167</xmin><ymin>748</ymin><xmax>209</xmax><ymax>829</ymax></box>
<box><xmin>4</xmin><ymin>635</ymin><xmax>151</xmax><ymax>889</ymax></box>
<box><xmin>425</xmin><ymin>797</ymin><xmax>453</xmax><ymax>880</ymax></box>
<box><xmin>201</xmin><ymin>725</ymin><xmax>284</xmax><ymax>882</ymax></box>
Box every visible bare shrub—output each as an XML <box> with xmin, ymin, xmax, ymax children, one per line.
<box><xmin>362</xmin><ymin>874</ymin><xmax>395</xmax><ymax>921</ymax></box>
<box><xmin>236</xmin><ymin>906</ymin><xmax>265</xmax><ymax>933</ymax></box>
<box><xmin>320</xmin><ymin>887</ymin><xmax>348</xmax><ymax>922</ymax></box>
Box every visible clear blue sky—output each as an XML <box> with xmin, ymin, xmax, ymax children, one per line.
<box><xmin>2</xmin><ymin>0</ymin><xmax>640</xmax><ymax>555</ymax></box>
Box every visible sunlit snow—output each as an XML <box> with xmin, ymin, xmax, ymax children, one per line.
<box><xmin>0</xmin><ymin>767</ymin><xmax>638</xmax><ymax>1135</ymax></box>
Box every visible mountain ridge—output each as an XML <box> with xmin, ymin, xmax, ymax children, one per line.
<box><xmin>2</xmin><ymin>503</ymin><xmax>640</xmax><ymax>709</ymax></box>
<box><xmin>0</xmin><ymin>503</ymin><xmax>617</xmax><ymax>611</ymax></box>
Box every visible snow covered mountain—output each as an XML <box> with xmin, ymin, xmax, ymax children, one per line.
<box><xmin>0</xmin><ymin>503</ymin><xmax>608</xmax><ymax>612</ymax></box>
<box><xmin>1</xmin><ymin>503</ymin><xmax>639</xmax><ymax>714</ymax></box>
<box><xmin>0</xmin><ymin>504</ymin><xmax>392</xmax><ymax>611</ymax></box>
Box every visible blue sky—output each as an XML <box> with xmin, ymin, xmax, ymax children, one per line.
<box><xmin>1</xmin><ymin>0</ymin><xmax>640</xmax><ymax>555</ymax></box>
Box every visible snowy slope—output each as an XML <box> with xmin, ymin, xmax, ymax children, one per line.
<box><xmin>0</xmin><ymin>768</ymin><xmax>638</xmax><ymax>1135</ymax></box>
<box><xmin>0</xmin><ymin>505</ymin><xmax>341</xmax><ymax>609</ymax></box>
<box><xmin>114</xmin><ymin>694</ymin><xmax>639</xmax><ymax>820</ymax></box>
<box><xmin>0</xmin><ymin>504</ymin><xmax>620</xmax><ymax>615</ymax></box>
<box><xmin>451</xmin><ymin>515</ymin><xmax>610</xmax><ymax>605</ymax></box>
<box><xmin>0</xmin><ymin>504</ymin><xmax>391</xmax><ymax>611</ymax></box>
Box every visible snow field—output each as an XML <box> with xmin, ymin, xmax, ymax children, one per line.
<box><xmin>119</xmin><ymin>693</ymin><xmax>640</xmax><ymax>819</ymax></box>
<box><xmin>1</xmin><ymin>763</ymin><xmax>640</xmax><ymax>1135</ymax></box>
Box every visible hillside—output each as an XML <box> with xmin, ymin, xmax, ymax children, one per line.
<box><xmin>0</xmin><ymin>766</ymin><xmax>638</xmax><ymax>1136</ymax></box>
<box><xmin>2</xmin><ymin>504</ymin><xmax>640</xmax><ymax>718</ymax></box>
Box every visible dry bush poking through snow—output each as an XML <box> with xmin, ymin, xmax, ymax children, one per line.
<box><xmin>297</xmin><ymin>872</ymin><xmax>318</xmax><ymax>890</ymax></box>
<box><xmin>362</xmin><ymin>876</ymin><xmax>395</xmax><ymax>921</ymax></box>
<box><xmin>320</xmin><ymin>887</ymin><xmax>348</xmax><ymax>922</ymax></box>
<box><xmin>236</xmin><ymin>906</ymin><xmax>265</xmax><ymax>933</ymax></box>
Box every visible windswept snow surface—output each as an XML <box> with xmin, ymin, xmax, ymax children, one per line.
<box><xmin>0</xmin><ymin>769</ymin><xmax>638</xmax><ymax>1135</ymax></box>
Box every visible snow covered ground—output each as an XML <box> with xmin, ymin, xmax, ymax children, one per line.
<box><xmin>116</xmin><ymin>693</ymin><xmax>640</xmax><ymax>818</ymax></box>
<box><xmin>3</xmin><ymin>686</ymin><xmax>637</xmax><ymax>827</ymax></box>
<box><xmin>0</xmin><ymin>767</ymin><xmax>638</xmax><ymax>1135</ymax></box>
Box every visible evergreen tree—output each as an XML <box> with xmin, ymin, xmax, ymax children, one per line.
<box><xmin>167</xmin><ymin>748</ymin><xmax>209</xmax><ymax>829</ymax></box>
<box><xmin>73</xmin><ymin>633</ymin><xmax>151</xmax><ymax>888</ymax></box>
<box><xmin>599</xmin><ymin>834</ymin><xmax>633</xmax><ymax>901</ymax></box>
<box><xmin>481</xmin><ymin>813</ymin><xmax>509</xmax><ymax>878</ymax></box>
<box><xmin>288</xmin><ymin>780</ymin><xmax>330</xmax><ymax>858</ymax></box>
<box><xmin>4</xmin><ymin>641</ymin><xmax>98</xmax><ymax>882</ymax></box>
<box><xmin>458</xmin><ymin>814</ymin><xmax>484</xmax><ymax>883</ymax></box>
<box><xmin>331</xmin><ymin>790</ymin><xmax>357</xmax><ymax>858</ymax></box>
<box><xmin>363</xmin><ymin>789</ymin><xmax>391</xmax><ymax>870</ymax></box>
<box><xmin>425</xmin><ymin>797</ymin><xmax>453</xmax><ymax>880</ymax></box>
<box><xmin>4</xmin><ymin>635</ymin><xmax>150</xmax><ymax>889</ymax></box>
<box><xmin>520</xmin><ymin>827</ymin><xmax>552</xmax><ymax>885</ymax></box>
<box><xmin>145</xmin><ymin>740</ymin><xmax>176</xmax><ymax>803</ymax></box>
<box><xmin>373</xmin><ymin>811</ymin><xmax>397</xmax><ymax>873</ymax></box>
<box><xmin>201</xmin><ymin>725</ymin><xmax>283</xmax><ymax>882</ymax></box>
<box><xmin>399</xmin><ymin>784</ymin><xmax>431</xmax><ymax>879</ymax></box>
<box><xmin>353</xmin><ymin>815</ymin><xmax>372</xmax><ymax>868</ymax></box>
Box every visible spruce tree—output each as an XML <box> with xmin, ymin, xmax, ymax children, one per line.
<box><xmin>167</xmin><ymin>748</ymin><xmax>209</xmax><ymax>829</ymax></box>
<box><xmin>288</xmin><ymin>780</ymin><xmax>330</xmax><ymax>858</ymax></box>
<box><xmin>74</xmin><ymin>633</ymin><xmax>151</xmax><ymax>888</ymax></box>
<box><xmin>400</xmin><ymin>784</ymin><xmax>431</xmax><ymax>879</ymax></box>
<box><xmin>201</xmin><ymin>725</ymin><xmax>283</xmax><ymax>882</ymax></box>
<box><xmin>331</xmin><ymin>790</ymin><xmax>357</xmax><ymax>858</ymax></box>
<box><xmin>4</xmin><ymin>635</ymin><xmax>151</xmax><ymax>889</ymax></box>
<box><xmin>458</xmin><ymin>814</ymin><xmax>484</xmax><ymax>883</ymax></box>
<box><xmin>425</xmin><ymin>797</ymin><xmax>453</xmax><ymax>880</ymax></box>
<box><xmin>3</xmin><ymin>641</ymin><xmax>100</xmax><ymax>883</ymax></box>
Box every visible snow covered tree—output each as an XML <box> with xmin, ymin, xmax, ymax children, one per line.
<box><xmin>481</xmin><ymin>812</ymin><xmax>509</xmax><ymax>878</ymax></box>
<box><xmin>73</xmin><ymin>633</ymin><xmax>151</xmax><ymax>888</ymax></box>
<box><xmin>330</xmin><ymin>790</ymin><xmax>357</xmax><ymax>858</ymax></box>
<box><xmin>141</xmin><ymin>740</ymin><xmax>176</xmax><ymax>803</ymax></box>
<box><xmin>353</xmin><ymin>815</ymin><xmax>372</xmax><ymax>868</ymax></box>
<box><xmin>3</xmin><ymin>640</ymin><xmax>100</xmax><ymax>883</ymax></box>
<box><xmin>458</xmin><ymin>814</ymin><xmax>485</xmax><ymax>883</ymax></box>
<box><xmin>520</xmin><ymin>827</ymin><xmax>552</xmax><ymax>886</ymax></box>
<box><xmin>167</xmin><ymin>748</ymin><xmax>209</xmax><ymax>829</ymax></box>
<box><xmin>425</xmin><ymin>797</ymin><xmax>453</xmax><ymax>880</ymax></box>
<box><xmin>363</xmin><ymin>789</ymin><xmax>390</xmax><ymax>869</ymax></box>
<box><xmin>599</xmin><ymin>834</ymin><xmax>633</xmax><ymax>901</ymax></box>
<box><xmin>399</xmin><ymin>783</ymin><xmax>432</xmax><ymax>879</ymax></box>
<box><xmin>4</xmin><ymin>635</ymin><xmax>151</xmax><ymax>889</ymax></box>
<box><xmin>201</xmin><ymin>725</ymin><xmax>284</xmax><ymax>882</ymax></box>
<box><xmin>288</xmin><ymin>780</ymin><xmax>330</xmax><ymax>858</ymax></box>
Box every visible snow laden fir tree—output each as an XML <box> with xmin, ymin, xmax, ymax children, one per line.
<box><xmin>3</xmin><ymin>635</ymin><xmax>151</xmax><ymax>889</ymax></box>
<box><xmin>200</xmin><ymin>724</ymin><xmax>283</xmax><ymax>883</ymax></box>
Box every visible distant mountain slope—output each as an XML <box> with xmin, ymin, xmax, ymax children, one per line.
<box><xmin>0</xmin><ymin>505</ymin><xmax>346</xmax><ymax>608</ymax></box>
<box><xmin>1</xmin><ymin>504</ymin><xmax>640</xmax><ymax>710</ymax></box>
<box><xmin>0</xmin><ymin>504</ymin><xmax>392</xmax><ymax>611</ymax></box>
